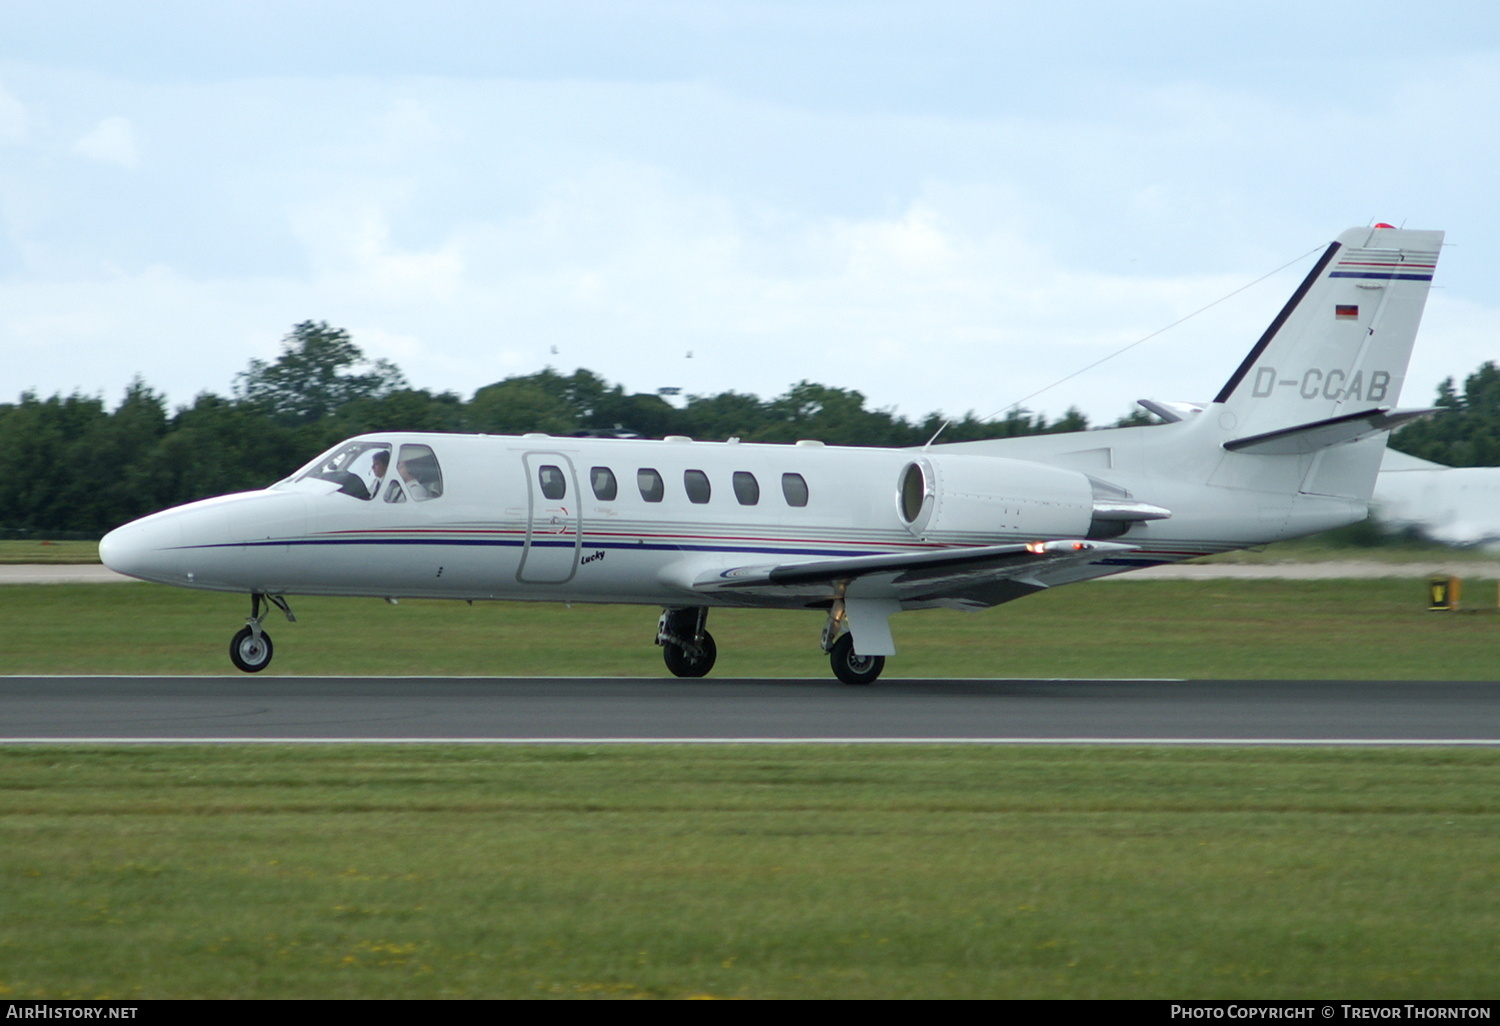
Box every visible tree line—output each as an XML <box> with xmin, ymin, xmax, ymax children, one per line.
<box><xmin>1383</xmin><ymin>361</ymin><xmax>1500</xmax><ymax>467</ymax></box>
<box><xmin>0</xmin><ymin>321</ymin><xmax>1092</xmax><ymax>536</ymax></box>
<box><xmin>0</xmin><ymin>320</ymin><xmax>1492</xmax><ymax>536</ymax></box>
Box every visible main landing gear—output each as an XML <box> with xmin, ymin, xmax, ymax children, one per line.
<box><xmin>827</xmin><ymin>633</ymin><xmax>885</xmax><ymax>686</ymax></box>
<box><xmin>657</xmin><ymin>606</ymin><xmax>717</xmax><ymax>678</ymax></box>
<box><xmin>655</xmin><ymin>602</ymin><xmax>889</xmax><ymax>685</ymax></box>
<box><xmin>229</xmin><ymin>593</ymin><xmax>296</xmax><ymax>673</ymax></box>
<box><xmin>821</xmin><ymin>600</ymin><xmax>886</xmax><ymax>685</ymax></box>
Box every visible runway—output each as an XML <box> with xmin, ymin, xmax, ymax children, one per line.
<box><xmin>2</xmin><ymin>676</ymin><xmax>1498</xmax><ymax>743</ymax></box>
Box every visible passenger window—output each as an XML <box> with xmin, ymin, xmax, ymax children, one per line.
<box><xmin>637</xmin><ymin>468</ymin><xmax>665</xmax><ymax>502</ymax></box>
<box><xmin>591</xmin><ymin>466</ymin><xmax>618</xmax><ymax>501</ymax></box>
<box><xmin>732</xmin><ymin>471</ymin><xmax>760</xmax><ymax>505</ymax></box>
<box><xmin>395</xmin><ymin>444</ymin><xmax>444</xmax><ymax>501</ymax></box>
<box><xmin>538</xmin><ymin>465</ymin><xmax>567</xmax><ymax>500</ymax></box>
<box><xmin>684</xmin><ymin>470</ymin><xmax>711</xmax><ymax>504</ymax></box>
<box><xmin>384</xmin><ymin>480</ymin><xmax>407</xmax><ymax>503</ymax></box>
<box><xmin>782</xmin><ymin>472</ymin><xmax>809</xmax><ymax>507</ymax></box>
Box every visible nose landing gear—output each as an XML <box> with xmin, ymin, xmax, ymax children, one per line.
<box><xmin>230</xmin><ymin>593</ymin><xmax>296</xmax><ymax>673</ymax></box>
<box><xmin>230</xmin><ymin>625</ymin><xmax>273</xmax><ymax>673</ymax></box>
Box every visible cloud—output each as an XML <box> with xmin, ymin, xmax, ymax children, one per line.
<box><xmin>333</xmin><ymin>207</ymin><xmax>466</xmax><ymax>303</ymax></box>
<box><xmin>1405</xmin><ymin>293</ymin><xmax>1500</xmax><ymax>406</ymax></box>
<box><xmin>0</xmin><ymin>82</ymin><xmax>28</xmax><ymax>145</ymax></box>
<box><xmin>4</xmin><ymin>46</ymin><xmax>1499</xmax><ymax>426</ymax></box>
<box><xmin>73</xmin><ymin>116</ymin><xmax>140</xmax><ymax>168</ymax></box>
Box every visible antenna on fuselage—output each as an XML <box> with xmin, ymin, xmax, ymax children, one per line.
<box><xmin>922</xmin><ymin>419</ymin><xmax>951</xmax><ymax>449</ymax></box>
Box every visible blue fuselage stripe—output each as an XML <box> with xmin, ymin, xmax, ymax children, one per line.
<box><xmin>175</xmin><ymin>538</ymin><xmax>886</xmax><ymax>558</ymax></box>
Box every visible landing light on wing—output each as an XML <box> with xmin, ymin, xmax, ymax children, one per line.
<box><xmin>1025</xmin><ymin>540</ymin><xmax>1088</xmax><ymax>554</ymax></box>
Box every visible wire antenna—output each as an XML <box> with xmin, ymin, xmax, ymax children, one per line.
<box><xmin>922</xmin><ymin>418</ymin><xmax>951</xmax><ymax>449</ymax></box>
<box><xmin>981</xmin><ymin>243</ymin><xmax>1324</xmax><ymax>423</ymax></box>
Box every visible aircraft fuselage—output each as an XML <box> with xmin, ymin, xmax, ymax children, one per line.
<box><xmin>101</xmin><ymin>432</ymin><xmax>1110</xmax><ymax>609</ymax></box>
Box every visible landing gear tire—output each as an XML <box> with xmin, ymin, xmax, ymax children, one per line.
<box><xmin>230</xmin><ymin>626</ymin><xmax>274</xmax><ymax>673</ymax></box>
<box><xmin>663</xmin><ymin>630</ymin><xmax>717</xmax><ymax>678</ymax></box>
<box><xmin>830</xmin><ymin>633</ymin><xmax>884</xmax><ymax>686</ymax></box>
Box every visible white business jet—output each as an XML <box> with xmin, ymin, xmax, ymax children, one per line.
<box><xmin>100</xmin><ymin>225</ymin><xmax>1444</xmax><ymax>683</ymax></box>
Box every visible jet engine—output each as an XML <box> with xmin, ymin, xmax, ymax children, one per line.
<box><xmin>895</xmin><ymin>454</ymin><xmax>1170</xmax><ymax>542</ymax></box>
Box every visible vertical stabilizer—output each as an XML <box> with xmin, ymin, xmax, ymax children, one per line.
<box><xmin>1213</xmin><ymin>225</ymin><xmax>1443</xmax><ymax>440</ymax></box>
<box><xmin>1203</xmin><ymin>225</ymin><xmax>1444</xmax><ymax>514</ymax></box>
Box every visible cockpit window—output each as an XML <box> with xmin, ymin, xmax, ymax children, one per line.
<box><xmin>291</xmin><ymin>440</ymin><xmax>443</xmax><ymax>502</ymax></box>
<box><xmin>396</xmin><ymin>444</ymin><xmax>444</xmax><ymax>501</ymax></box>
<box><xmin>294</xmin><ymin>441</ymin><xmax>392</xmax><ymax>500</ymax></box>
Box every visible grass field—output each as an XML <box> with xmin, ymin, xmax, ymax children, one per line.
<box><xmin>4</xmin><ymin>580</ymin><xmax>1497</xmax><ymax>999</ymax></box>
<box><xmin>1</xmin><ymin>744</ymin><xmax>1495</xmax><ymax>999</ymax></box>
<box><xmin>0</xmin><ymin>540</ymin><xmax>101</xmax><ymax>564</ymax></box>
<box><xmin>2</xmin><ymin>577</ymin><xmax>1498</xmax><ymax>679</ymax></box>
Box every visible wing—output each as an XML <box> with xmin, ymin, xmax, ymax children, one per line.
<box><xmin>667</xmin><ymin>539</ymin><xmax>1137</xmax><ymax>609</ymax></box>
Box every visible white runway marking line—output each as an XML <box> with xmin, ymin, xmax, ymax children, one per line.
<box><xmin>2</xmin><ymin>738</ymin><xmax>1499</xmax><ymax>745</ymax></box>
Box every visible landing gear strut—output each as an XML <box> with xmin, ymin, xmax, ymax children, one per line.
<box><xmin>230</xmin><ymin>592</ymin><xmax>295</xmax><ymax>673</ymax></box>
<box><xmin>657</xmin><ymin>606</ymin><xmax>717</xmax><ymax>678</ymax></box>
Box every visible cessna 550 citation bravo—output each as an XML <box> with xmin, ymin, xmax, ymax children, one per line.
<box><xmin>100</xmin><ymin>225</ymin><xmax>1445</xmax><ymax>683</ymax></box>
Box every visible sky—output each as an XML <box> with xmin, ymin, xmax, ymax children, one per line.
<box><xmin>3</xmin><ymin>0</ymin><xmax>1499</xmax><ymax>427</ymax></box>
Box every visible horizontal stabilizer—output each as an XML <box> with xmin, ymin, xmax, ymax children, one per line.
<box><xmin>1223</xmin><ymin>407</ymin><xmax>1436</xmax><ymax>456</ymax></box>
<box><xmin>1136</xmin><ymin>399</ymin><xmax>1206</xmax><ymax>424</ymax></box>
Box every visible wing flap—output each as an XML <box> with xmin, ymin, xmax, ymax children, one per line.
<box><xmin>682</xmin><ymin>539</ymin><xmax>1136</xmax><ymax>605</ymax></box>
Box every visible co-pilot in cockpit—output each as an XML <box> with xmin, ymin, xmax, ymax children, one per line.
<box><xmin>386</xmin><ymin>445</ymin><xmax>443</xmax><ymax>503</ymax></box>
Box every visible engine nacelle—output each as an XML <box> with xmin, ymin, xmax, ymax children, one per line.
<box><xmin>895</xmin><ymin>454</ymin><xmax>1096</xmax><ymax>542</ymax></box>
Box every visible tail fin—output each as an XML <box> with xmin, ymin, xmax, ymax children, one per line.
<box><xmin>1213</xmin><ymin>225</ymin><xmax>1443</xmax><ymax>440</ymax></box>
<box><xmin>1203</xmin><ymin>225</ymin><xmax>1443</xmax><ymax>518</ymax></box>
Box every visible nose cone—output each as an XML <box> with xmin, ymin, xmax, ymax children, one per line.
<box><xmin>100</xmin><ymin>490</ymin><xmax>308</xmax><ymax>590</ymax></box>
<box><xmin>99</xmin><ymin>508</ymin><xmax>189</xmax><ymax>585</ymax></box>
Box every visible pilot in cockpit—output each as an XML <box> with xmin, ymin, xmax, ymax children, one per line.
<box><xmin>370</xmin><ymin>450</ymin><xmax>390</xmax><ymax>497</ymax></box>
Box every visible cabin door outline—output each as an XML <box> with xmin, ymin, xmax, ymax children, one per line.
<box><xmin>518</xmin><ymin>452</ymin><xmax>582</xmax><ymax>584</ymax></box>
